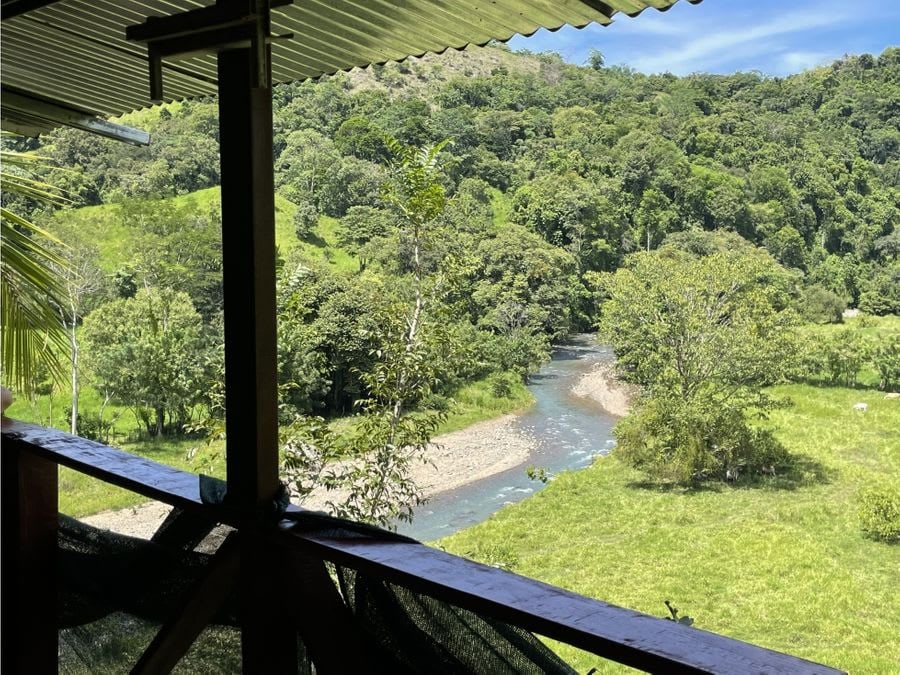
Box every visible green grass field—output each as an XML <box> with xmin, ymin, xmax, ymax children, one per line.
<box><xmin>439</xmin><ymin>384</ymin><xmax>900</xmax><ymax>672</ymax></box>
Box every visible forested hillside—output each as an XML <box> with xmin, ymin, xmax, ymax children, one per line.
<box><xmin>6</xmin><ymin>44</ymin><xmax>898</xmax><ymax>426</ymax></box>
<box><xmin>4</xmin><ymin>43</ymin><xmax>897</xmax><ymax>669</ymax></box>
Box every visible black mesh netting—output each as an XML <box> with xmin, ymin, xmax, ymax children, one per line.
<box><xmin>58</xmin><ymin>509</ymin><xmax>576</xmax><ymax>674</ymax></box>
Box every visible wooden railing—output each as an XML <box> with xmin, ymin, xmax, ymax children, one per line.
<box><xmin>1</xmin><ymin>418</ymin><xmax>844</xmax><ymax>674</ymax></box>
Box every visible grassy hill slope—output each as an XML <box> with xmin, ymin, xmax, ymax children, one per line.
<box><xmin>47</xmin><ymin>186</ymin><xmax>358</xmax><ymax>273</ymax></box>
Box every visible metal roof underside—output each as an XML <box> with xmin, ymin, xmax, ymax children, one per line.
<box><xmin>2</xmin><ymin>0</ymin><xmax>698</xmax><ymax>120</ymax></box>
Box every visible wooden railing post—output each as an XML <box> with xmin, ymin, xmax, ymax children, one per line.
<box><xmin>1</xmin><ymin>436</ymin><xmax>59</xmax><ymax>674</ymax></box>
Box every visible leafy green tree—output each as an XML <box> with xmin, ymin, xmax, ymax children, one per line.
<box><xmin>120</xmin><ymin>198</ymin><xmax>224</xmax><ymax>321</ymax></box>
<box><xmin>317</xmin><ymin>156</ymin><xmax>384</xmax><ymax>217</ymax></box>
<box><xmin>82</xmin><ymin>288</ymin><xmax>207</xmax><ymax>436</ymax></box>
<box><xmin>293</xmin><ymin>199</ymin><xmax>319</xmax><ymax>241</ymax></box>
<box><xmin>334</xmin><ymin>115</ymin><xmax>391</xmax><ymax>162</ymax></box>
<box><xmin>858</xmin><ymin>263</ymin><xmax>900</xmax><ymax>316</ymax></box>
<box><xmin>766</xmin><ymin>225</ymin><xmax>807</xmax><ymax>269</ymax></box>
<box><xmin>599</xmin><ymin>248</ymin><xmax>799</xmax><ymax>482</ymax></box>
<box><xmin>282</xmin><ymin>139</ymin><xmax>451</xmax><ymax>526</ymax></box>
<box><xmin>800</xmin><ymin>285</ymin><xmax>846</xmax><ymax>324</ymax></box>
<box><xmin>816</xmin><ymin>328</ymin><xmax>870</xmax><ymax>387</ymax></box>
<box><xmin>335</xmin><ymin>206</ymin><xmax>394</xmax><ymax>254</ymax></box>
<box><xmin>586</xmin><ymin>49</ymin><xmax>605</xmax><ymax>70</ymax></box>
<box><xmin>274</xmin><ymin>129</ymin><xmax>339</xmax><ymax>201</ymax></box>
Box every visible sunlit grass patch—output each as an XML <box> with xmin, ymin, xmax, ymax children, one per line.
<box><xmin>440</xmin><ymin>383</ymin><xmax>900</xmax><ymax>673</ymax></box>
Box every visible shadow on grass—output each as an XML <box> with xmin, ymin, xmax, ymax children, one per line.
<box><xmin>302</xmin><ymin>231</ymin><xmax>328</xmax><ymax>248</ymax></box>
<box><xmin>797</xmin><ymin>377</ymin><xmax>880</xmax><ymax>392</ymax></box>
<box><xmin>626</xmin><ymin>453</ymin><xmax>835</xmax><ymax>494</ymax></box>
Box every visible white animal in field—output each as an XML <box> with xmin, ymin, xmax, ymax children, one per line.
<box><xmin>853</xmin><ymin>402</ymin><xmax>868</xmax><ymax>412</ymax></box>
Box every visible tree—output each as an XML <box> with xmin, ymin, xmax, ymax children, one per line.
<box><xmin>282</xmin><ymin>138</ymin><xmax>451</xmax><ymax>526</ymax></box>
<box><xmin>873</xmin><ymin>336</ymin><xmax>900</xmax><ymax>392</ymax></box>
<box><xmin>47</xmin><ymin>223</ymin><xmax>106</xmax><ymax>435</ymax></box>
<box><xmin>598</xmin><ymin>248</ymin><xmax>798</xmax><ymax>482</ymax></box>
<box><xmin>587</xmin><ymin>49</ymin><xmax>605</xmax><ymax>70</ymax></box>
<box><xmin>81</xmin><ymin>288</ymin><xmax>207</xmax><ymax>436</ymax></box>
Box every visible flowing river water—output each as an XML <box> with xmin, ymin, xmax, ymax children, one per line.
<box><xmin>397</xmin><ymin>334</ymin><xmax>619</xmax><ymax>541</ymax></box>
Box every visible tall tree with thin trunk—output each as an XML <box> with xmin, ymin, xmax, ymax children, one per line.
<box><xmin>48</xmin><ymin>225</ymin><xmax>104</xmax><ymax>434</ymax></box>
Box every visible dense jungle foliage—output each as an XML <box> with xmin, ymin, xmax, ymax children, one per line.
<box><xmin>3</xmin><ymin>44</ymin><xmax>898</xmax><ymax>438</ymax></box>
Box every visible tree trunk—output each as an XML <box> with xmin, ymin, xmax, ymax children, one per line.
<box><xmin>69</xmin><ymin>318</ymin><xmax>78</xmax><ymax>436</ymax></box>
<box><xmin>155</xmin><ymin>406</ymin><xmax>165</xmax><ymax>437</ymax></box>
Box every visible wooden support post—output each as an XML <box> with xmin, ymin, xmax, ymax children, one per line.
<box><xmin>218</xmin><ymin>22</ymin><xmax>294</xmax><ymax>671</ymax></box>
<box><xmin>131</xmin><ymin>538</ymin><xmax>241</xmax><ymax>675</ymax></box>
<box><xmin>1</xmin><ymin>440</ymin><xmax>59</xmax><ymax>674</ymax></box>
<box><xmin>217</xmin><ymin>47</ymin><xmax>279</xmax><ymax>513</ymax></box>
<box><xmin>239</xmin><ymin>533</ymin><xmax>298</xmax><ymax>672</ymax></box>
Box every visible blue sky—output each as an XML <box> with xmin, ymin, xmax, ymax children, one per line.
<box><xmin>508</xmin><ymin>0</ymin><xmax>900</xmax><ymax>76</ymax></box>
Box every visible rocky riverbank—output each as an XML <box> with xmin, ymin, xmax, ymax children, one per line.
<box><xmin>570</xmin><ymin>360</ymin><xmax>637</xmax><ymax>417</ymax></box>
<box><xmin>83</xmin><ymin>413</ymin><xmax>536</xmax><ymax>538</ymax></box>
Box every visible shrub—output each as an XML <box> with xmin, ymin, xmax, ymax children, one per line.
<box><xmin>293</xmin><ymin>200</ymin><xmax>319</xmax><ymax>240</ymax></box>
<box><xmin>67</xmin><ymin>409</ymin><xmax>116</xmax><ymax>444</ymax></box>
<box><xmin>820</xmin><ymin>329</ymin><xmax>870</xmax><ymax>386</ymax></box>
<box><xmin>855</xmin><ymin>313</ymin><xmax>878</xmax><ymax>328</ymax></box>
<box><xmin>858</xmin><ymin>486</ymin><xmax>900</xmax><ymax>543</ymax></box>
<box><xmin>873</xmin><ymin>336</ymin><xmax>900</xmax><ymax>392</ymax></box>
<box><xmin>614</xmin><ymin>393</ymin><xmax>788</xmax><ymax>484</ymax></box>
<box><xmin>487</xmin><ymin>372</ymin><xmax>517</xmax><ymax>398</ymax></box>
<box><xmin>419</xmin><ymin>392</ymin><xmax>450</xmax><ymax>412</ymax></box>
<box><xmin>800</xmin><ymin>285</ymin><xmax>845</xmax><ymax>324</ymax></box>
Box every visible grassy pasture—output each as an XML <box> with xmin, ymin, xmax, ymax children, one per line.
<box><xmin>440</xmin><ymin>319</ymin><xmax>900</xmax><ymax>673</ymax></box>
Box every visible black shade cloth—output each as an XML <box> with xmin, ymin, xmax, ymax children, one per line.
<box><xmin>57</xmin><ymin>507</ymin><xmax>576</xmax><ymax>674</ymax></box>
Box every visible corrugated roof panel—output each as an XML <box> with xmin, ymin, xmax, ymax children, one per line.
<box><xmin>1</xmin><ymin>0</ymin><xmax>699</xmax><ymax>118</ymax></box>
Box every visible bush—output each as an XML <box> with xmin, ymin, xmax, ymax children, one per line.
<box><xmin>858</xmin><ymin>486</ymin><xmax>900</xmax><ymax>543</ymax></box>
<box><xmin>614</xmin><ymin>394</ymin><xmax>788</xmax><ymax>484</ymax></box>
<box><xmin>873</xmin><ymin>336</ymin><xmax>900</xmax><ymax>391</ymax></box>
<box><xmin>820</xmin><ymin>329</ymin><xmax>870</xmax><ymax>386</ymax></box>
<box><xmin>800</xmin><ymin>285</ymin><xmax>845</xmax><ymax>324</ymax></box>
<box><xmin>293</xmin><ymin>200</ymin><xmax>319</xmax><ymax>240</ymax></box>
<box><xmin>487</xmin><ymin>372</ymin><xmax>518</xmax><ymax>398</ymax></box>
<box><xmin>855</xmin><ymin>313</ymin><xmax>878</xmax><ymax>328</ymax></box>
<box><xmin>419</xmin><ymin>392</ymin><xmax>450</xmax><ymax>412</ymax></box>
<box><xmin>66</xmin><ymin>409</ymin><xmax>116</xmax><ymax>444</ymax></box>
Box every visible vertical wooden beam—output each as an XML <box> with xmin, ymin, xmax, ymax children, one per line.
<box><xmin>217</xmin><ymin>46</ymin><xmax>279</xmax><ymax>513</ymax></box>
<box><xmin>1</xmin><ymin>441</ymin><xmax>59</xmax><ymax>674</ymax></box>
<box><xmin>218</xmin><ymin>19</ymin><xmax>295</xmax><ymax>671</ymax></box>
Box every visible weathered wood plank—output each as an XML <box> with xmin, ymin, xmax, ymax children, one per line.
<box><xmin>2</xmin><ymin>419</ymin><xmax>206</xmax><ymax>510</ymax></box>
<box><xmin>276</xmin><ymin>528</ymin><xmax>845</xmax><ymax>675</ymax></box>
<box><xmin>131</xmin><ymin>538</ymin><xmax>240</xmax><ymax>675</ymax></box>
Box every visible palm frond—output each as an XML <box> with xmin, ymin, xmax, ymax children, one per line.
<box><xmin>1</xmin><ymin>138</ymin><xmax>72</xmax><ymax>394</ymax></box>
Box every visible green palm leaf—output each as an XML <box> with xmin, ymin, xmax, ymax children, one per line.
<box><xmin>1</xmin><ymin>135</ymin><xmax>72</xmax><ymax>394</ymax></box>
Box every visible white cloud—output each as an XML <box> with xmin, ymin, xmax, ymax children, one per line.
<box><xmin>774</xmin><ymin>50</ymin><xmax>835</xmax><ymax>74</ymax></box>
<box><xmin>625</xmin><ymin>7</ymin><xmax>852</xmax><ymax>74</ymax></box>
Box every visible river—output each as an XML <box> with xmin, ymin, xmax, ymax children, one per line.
<box><xmin>397</xmin><ymin>334</ymin><xmax>619</xmax><ymax>541</ymax></box>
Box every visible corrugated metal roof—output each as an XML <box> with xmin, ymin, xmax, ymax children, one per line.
<box><xmin>2</xmin><ymin>0</ymin><xmax>699</xmax><ymax>119</ymax></box>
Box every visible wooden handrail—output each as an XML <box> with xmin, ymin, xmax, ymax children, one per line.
<box><xmin>1</xmin><ymin>419</ymin><xmax>845</xmax><ymax>674</ymax></box>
